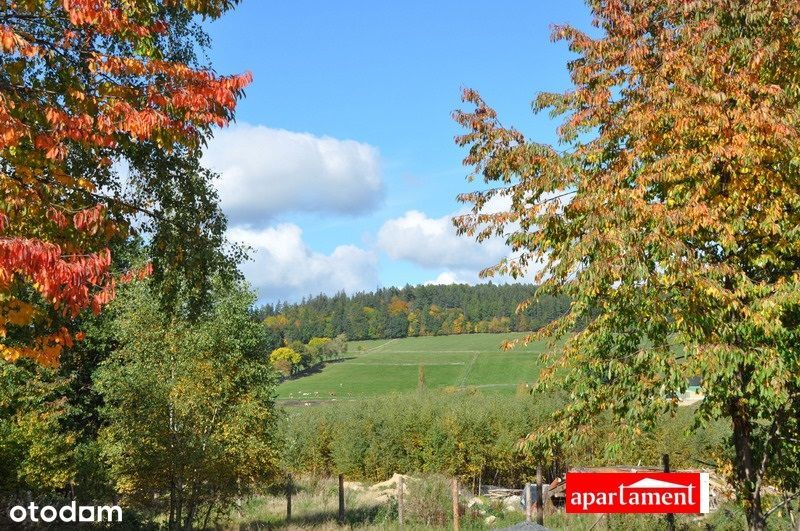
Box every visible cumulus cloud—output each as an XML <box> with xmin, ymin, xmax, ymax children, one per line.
<box><xmin>204</xmin><ymin>124</ymin><xmax>384</xmax><ymax>224</ymax></box>
<box><xmin>229</xmin><ymin>224</ymin><xmax>378</xmax><ymax>302</ymax></box>
<box><xmin>424</xmin><ymin>271</ymin><xmax>482</xmax><ymax>286</ymax></box>
<box><xmin>377</xmin><ymin>210</ymin><xmax>508</xmax><ymax>270</ymax></box>
<box><xmin>381</xmin><ymin>196</ymin><xmax>551</xmax><ymax>286</ymax></box>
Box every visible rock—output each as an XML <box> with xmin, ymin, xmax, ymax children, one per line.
<box><xmin>343</xmin><ymin>481</ymin><xmax>365</xmax><ymax>491</ymax></box>
<box><xmin>485</xmin><ymin>515</ymin><xmax>497</xmax><ymax>525</ymax></box>
<box><xmin>502</xmin><ymin>495</ymin><xmax>521</xmax><ymax>512</ymax></box>
<box><xmin>467</xmin><ymin>496</ymin><xmax>483</xmax><ymax>508</ymax></box>
<box><xmin>370</xmin><ymin>473</ymin><xmax>410</xmax><ymax>493</ymax></box>
<box><xmin>374</xmin><ymin>492</ymin><xmax>391</xmax><ymax>503</ymax></box>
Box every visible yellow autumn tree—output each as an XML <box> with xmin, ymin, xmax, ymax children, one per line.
<box><xmin>454</xmin><ymin>1</ymin><xmax>800</xmax><ymax>528</ymax></box>
<box><xmin>269</xmin><ymin>346</ymin><xmax>301</xmax><ymax>376</ymax></box>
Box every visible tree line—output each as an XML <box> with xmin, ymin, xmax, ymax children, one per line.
<box><xmin>259</xmin><ymin>283</ymin><xmax>571</xmax><ymax>344</ymax></box>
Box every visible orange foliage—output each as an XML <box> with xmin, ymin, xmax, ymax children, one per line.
<box><xmin>1</xmin><ymin>0</ymin><xmax>249</xmax><ymax>364</ymax></box>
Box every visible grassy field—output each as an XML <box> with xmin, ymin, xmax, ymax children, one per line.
<box><xmin>277</xmin><ymin>333</ymin><xmax>554</xmax><ymax>401</ymax></box>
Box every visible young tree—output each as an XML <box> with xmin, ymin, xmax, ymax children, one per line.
<box><xmin>1</xmin><ymin>0</ymin><xmax>249</xmax><ymax>365</ymax></box>
<box><xmin>95</xmin><ymin>280</ymin><xmax>280</xmax><ymax>530</ymax></box>
<box><xmin>327</xmin><ymin>333</ymin><xmax>348</xmax><ymax>360</ymax></box>
<box><xmin>270</xmin><ymin>346</ymin><xmax>301</xmax><ymax>376</ymax></box>
<box><xmin>306</xmin><ymin>337</ymin><xmax>332</xmax><ymax>365</ymax></box>
<box><xmin>0</xmin><ymin>360</ymin><xmax>76</xmax><ymax>497</ymax></box>
<box><xmin>453</xmin><ymin>1</ymin><xmax>800</xmax><ymax>528</ymax></box>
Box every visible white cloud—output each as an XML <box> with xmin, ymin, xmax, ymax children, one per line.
<box><xmin>377</xmin><ymin>210</ymin><xmax>508</xmax><ymax>270</ymax></box>
<box><xmin>382</xmin><ymin>196</ymin><xmax>551</xmax><ymax>286</ymax></box>
<box><xmin>228</xmin><ymin>224</ymin><xmax>378</xmax><ymax>301</ymax></box>
<box><xmin>204</xmin><ymin>124</ymin><xmax>384</xmax><ymax>224</ymax></box>
<box><xmin>424</xmin><ymin>271</ymin><xmax>481</xmax><ymax>286</ymax></box>
<box><xmin>424</xmin><ymin>268</ymin><xmax>545</xmax><ymax>287</ymax></box>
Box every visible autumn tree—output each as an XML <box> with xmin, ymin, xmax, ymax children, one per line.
<box><xmin>454</xmin><ymin>1</ymin><xmax>800</xmax><ymax>528</ymax></box>
<box><xmin>306</xmin><ymin>336</ymin><xmax>331</xmax><ymax>365</ymax></box>
<box><xmin>386</xmin><ymin>295</ymin><xmax>410</xmax><ymax>338</ymax></box>
<box><xmin>270</xmin><ymin>346</ymin><xmax>301</xmax><ymax>376</ymax></box>
<box><xmin>95</xmin><ymin>279</ymin><xmax>280</xmax><ymax>530</ymax></box>
<box><xmin>1</xmin><ymin>0</ymin><xmax>249</xmax><ymax>366</ymax></box>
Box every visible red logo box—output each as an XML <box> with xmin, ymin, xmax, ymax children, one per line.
<box><xmin>566</xmin><ymin>472</ymin><xmax>709</xmax><ymax>514</ymax></box>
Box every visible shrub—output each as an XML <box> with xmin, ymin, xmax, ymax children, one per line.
<box><xmin>270</xmin><ymin>347</ymin><xmax>301</xmax><ymax>376</ymax></box>
<box><xmin>282</xmin><ymin>391</ymin><xmax>729</xmax><ymax>488</ymax></box>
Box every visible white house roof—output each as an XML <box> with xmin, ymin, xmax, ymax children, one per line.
<box><xmin>623</xmin><ymin>477</ymin><xmax>690</xmax><ymax>489</ymax></box>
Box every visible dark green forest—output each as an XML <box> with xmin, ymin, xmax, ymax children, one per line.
<box><xmin>259</xmin><ymin>283</ymin><xmax>571</xmax><ymax>343</ymax></box>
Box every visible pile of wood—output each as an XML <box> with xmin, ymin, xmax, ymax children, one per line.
<box><xmin>480</xmin><ymin>485</ymin><xmax>522</xmax><ymax>500</ymax></box>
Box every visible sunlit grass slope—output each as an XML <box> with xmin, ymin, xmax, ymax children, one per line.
<box><xmin>277</xmin><ymin>333</ymin><xmax>553</xmax><ymax>400</ymax></box>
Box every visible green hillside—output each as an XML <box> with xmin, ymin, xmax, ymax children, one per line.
<box><xmin>277</xmin><ymin>333</ymin><xmax>554</xmax><ymax>400</ymax></box>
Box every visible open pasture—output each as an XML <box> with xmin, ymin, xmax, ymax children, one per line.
<box><xmin>277</xmin><ymin>333</ymin><xmax>553</xmax><ymax>401</ymax></box>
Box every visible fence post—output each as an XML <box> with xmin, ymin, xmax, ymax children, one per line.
<box><xmin>236</xmin><ymin>476</ymin><xmax>243</xmax><ymax>518</ymax></box>
<box><xmin>286</xmin><ymin>473</ymin><xmax>292</xmax><ymax>522</ymax></box>
<box><xmin>525</xmin><ymin>482</ymin><xmax>532</xmax><ymax>522</ymax></box>
<box><xmin>398</xmin><ymin>476</ymin><xmax>405</xmax><ymax>526</ymax></box>
<box><xmin>338</xmin><ymin>473</ymin><xmax>345</xmax><ymax>524</ymax></box>
<box><xmin>663</xmin><ymin>454</ymin><xmax>675</xmax><ymax>531</ymax></box>
<box><xmin>452</xmin><ymin>477</ymin><xmax>460</xmax><ymax>531</ymax></box>
<box><xmin>536</xmin><ymin>464</ymin><xmax>544</xmax><ymax>526</ymax></box>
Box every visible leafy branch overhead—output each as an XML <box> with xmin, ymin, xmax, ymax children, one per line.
<box><xmin>454</xmin><ymin>1</ymin><xmax>800</xmax><ymax>529</ymax></box>
<box><xmin>0</xmin><ymin>0</ymin><xmax>251</xmax><ymax>365</ymax></box>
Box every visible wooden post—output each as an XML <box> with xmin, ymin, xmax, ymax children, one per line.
<box><xmin>525</xmin><ymin>482</ymin><xmax>532</xmax><ymax>522</ymax></box>
<box><xmin>235</xmin><ymin>476</ymin><xmax>243</xmax><ymax>518</ymax></box>
<box><xmin>338</xmin><ymin>473</ymin><xmax>345</xmax><ymax>524</ymax></box>
<box><xmin>286</xmin><ymin>474</ymin><xmax>292</xmax><ymax>522</ymax></box>
<box><xmin>451</xmin><ymin>477</ymin><xmax>460</xmax><ymax>531</ymax></box>
<box><xmin>663</xmin><ymin>454</ymin><xmax>675</xmax><ymax>531</ymax></box>
<box><xmin>398</xmin><ymin>476</ymin><xmax>405</xmax><ymax>526</ymax></box>
<box><xmin>536</xmin><ymin>464</ymin><xmax>544</xmax><ymax>526</ymax></box>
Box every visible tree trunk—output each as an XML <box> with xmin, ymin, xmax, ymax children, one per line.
<box><xmin>183</xmin><ymin>502</ymin><xmax>196</xmax><ymax>531</ymax></box>
<box><xmin>169</xmin><ymin>478</ymin><xmax>176</xmax><ymax>530</ymax></box>
<box><xmin>729</xmin><ymin>395</ymin><xmax>765</xmax><ymax>530</ymax></box>
<box><xmin>202</xmin><ymin>497</ymin><xmax>215</xmax><ymax>531</ymax></box>
<box><xmin>175</xmin><ymin>478</ymin><xmax>183</xmax><ymax>531</ymax></box>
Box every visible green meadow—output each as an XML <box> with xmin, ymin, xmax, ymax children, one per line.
<box><xmin>277</xmin><ymin>333</ymin><xmax>554</xmax><ymax>400</ymax></box>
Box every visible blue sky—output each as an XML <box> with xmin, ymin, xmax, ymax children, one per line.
<box><xmin>202</xmin><ymin>1</ymin><xmax>593</xmax><ymax>303</ymax></box>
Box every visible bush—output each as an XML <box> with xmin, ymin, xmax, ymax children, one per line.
<box><xmin>96</xmin><ymin>281</ymin><xmax>282</xmax><ymax>529</ymax></box>
<box><xmin>282</xmin><ymin>391</ymin><xmax>729</xmax><ymax>488</ymax></box>
<box><xmin>283</xmin><ymin>392</ymin><xmax>562</xmax><ymax>486</ymax></box>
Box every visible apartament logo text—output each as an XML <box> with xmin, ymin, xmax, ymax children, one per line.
<box><xmin>566</xmin><ymin>472</ymin><xmax>710</xmax><ymax>514</ymax></box>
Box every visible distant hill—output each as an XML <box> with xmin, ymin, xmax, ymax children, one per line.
<box><xmin>258</xmin><ymin>283</ymin><xmax>570</xmax><ymax>344</ymax></box>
